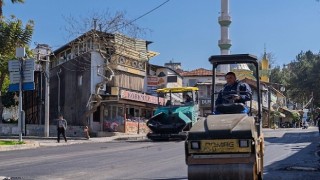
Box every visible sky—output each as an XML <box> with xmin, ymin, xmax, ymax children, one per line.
<box><xmin>4</xmin><ymin>0</ymin><xmax>320</xmax><ymax>71</ymax></box>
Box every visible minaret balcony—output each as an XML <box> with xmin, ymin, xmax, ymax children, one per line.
<box><xmin>218</xmin><ymin>15</ymin><xmax>232</xmax><ymax>26</ymax></box>
<box><xmin>218</xmin><ymin>39</ymin><xmax>232</xmax><ymax>49</ymax></box>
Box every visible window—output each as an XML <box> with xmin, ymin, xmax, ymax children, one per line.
<box><xmin>198</xmin><ymin>86</ymin><xmax>205</xmax><ymax>98</ymax></box>
<box><xmin>167</xmin><ymin>76</ymin><xmax>178</xmax><ymax>83</ymax></box>
<box><xmin>188</xmin><ymin>79</ymin><xmax>197</xmax><ymax>86</ymax></box>
<box><xmin>116</xmin><ymin>107</ymin><xmax>124</xmax><ymax>122</ymax></box>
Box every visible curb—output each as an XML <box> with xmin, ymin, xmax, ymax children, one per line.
<box><xmin>0</xmin><ymin>140</ymin><xmax>40</xmax><ymax>151</ymax></box>
<box><xmin>0</xmin><ymin>134</ymin><xmax>147</xmax><ymax>151</ymax></box>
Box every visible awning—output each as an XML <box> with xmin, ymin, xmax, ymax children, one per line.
<box><xmin>273</xmin><ymin>111</ymin><xmax>286</xmax><ymax>118</ymax></box>
<box><xmin>279</xmin><ymin>107</ymin><xmax>300</xmax><ymax>118</ymax></box>
<box><xmin>262</xmin><ymin>106</ymin><xmax>275</xmax><ymax>112</ymax></box>
<box><xmin>262</xmin><ymin>106</ymin><xmax>285</xmax><ymax>117</ymax></box>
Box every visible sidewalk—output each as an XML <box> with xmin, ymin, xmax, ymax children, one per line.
<box><xmin>0</xmin><ymin>133</ymin><xmax>148</xmax><ymax>152</ymax></box>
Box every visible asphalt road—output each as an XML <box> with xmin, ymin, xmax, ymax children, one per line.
<box><xmin>263</xmin><ymin>127</ymin><xmax>320</xmax><ymax>180</ymax></box>
<box><xmin>0</xmin><ymin>128</ymin><xmax>319</xmax><ymax>180</ymax></box>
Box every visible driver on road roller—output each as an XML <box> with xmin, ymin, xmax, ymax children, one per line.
<box><xmin>215</xmin><ymin>72</ymin><xmax>252</xmax><ymax>114</ymax></box>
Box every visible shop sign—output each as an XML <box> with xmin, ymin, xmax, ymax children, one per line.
<box><xmin>199</xmin><ymin>98</ymin><xmax>211</xmax><ymax>107</ymax></box>
<box><xmin>147</xmin><ymin>86</ymin><xmax>157</xmax><ymax>96</ymax></box>
<box><xmin>147</xmin><ymin>76</ymin><xmax>158</xmax><ymax>86</ymax></box>
<box><xmin>120</xmin><ymin>90</ymin><xmax>165</xmax><ymax>105</ymax></box>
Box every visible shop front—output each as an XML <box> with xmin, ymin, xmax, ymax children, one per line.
<box><xmin>101</xmin><ymin>89</ymin><xmax>165</xmax><ymax>133</ymax></box>
<box><xmin>199</xmin><ymin>98</ymin><xmax>212</xmax><ymax>117</ymax></box>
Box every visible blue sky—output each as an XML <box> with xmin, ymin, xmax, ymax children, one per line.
<box><xmin>4</xmin><ymin>0</ymin><xmax>320</xmax><ymax>70</ymax></box>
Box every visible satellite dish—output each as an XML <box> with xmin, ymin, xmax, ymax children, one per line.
<box><xmin>280</xmin><ymin>86</ymin><xmax>285</xmax><ymax>92</ymax></box>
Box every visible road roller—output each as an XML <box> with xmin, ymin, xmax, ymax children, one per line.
<box><xmin>185</xmin><ymin>54</ymin><xmax>264</xmax><ymax>180</ymax></box>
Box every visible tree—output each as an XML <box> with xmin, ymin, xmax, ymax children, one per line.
<box><xmin>63</xmin><ymin>10</ymin><xmax>149</xmax><ymax>42</ymax></box>
<box><xmin>0</xmin><ymin>15</ymin><xmax>34</xmax><ymax>95</ymax></box>
<box><xmin>0</xmin><ymin>0</ymin><xmax>24</xmax><ymax>17</ymax></box>
<box><xmin>286</xmin><ymin>50</ymin><xmax>320</xmax><ymax>107</ymax></box>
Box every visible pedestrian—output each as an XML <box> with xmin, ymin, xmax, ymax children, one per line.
<box><xmin>57</xmin><ymin>114</ymin><xmax>68</xmax><ymax>143</ymax></box>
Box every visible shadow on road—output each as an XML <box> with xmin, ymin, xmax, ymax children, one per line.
<box><xmin>264</xmin><ymin>131</ymin><xmax>320</xmax><ymax>180</ymax></box>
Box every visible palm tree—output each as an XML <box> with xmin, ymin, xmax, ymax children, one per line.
<box><xmin>0</xmin><ymin>0</ymin><xmax>24</xmax><ymax>17</ymax></box>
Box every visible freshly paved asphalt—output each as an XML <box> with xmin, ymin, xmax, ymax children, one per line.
<box><xmin>1</xmin><ymin>128</ymin><xmax>320</xmax><ymax>180</ymax></box>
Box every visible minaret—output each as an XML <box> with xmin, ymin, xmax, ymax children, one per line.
<box><xmin>261</xmin><ymin>48</ymin><xmax>270</xmax><ymax>82</ymax></box>
<box><xmin>218</xmin><ymin>0</ymin><xmax>231</xmax><ymax>73</ymax></box>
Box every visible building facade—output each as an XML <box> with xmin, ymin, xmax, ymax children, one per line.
<box><xmin>50</xmin><ymin>30</ymin><xmax>160</xmax><ymax>134</ymax></box>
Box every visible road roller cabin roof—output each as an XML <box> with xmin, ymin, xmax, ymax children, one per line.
<box><xmin>209</xmin><ymin>54</ymin><xmax>258</xmax><ymax>66</ymax></box>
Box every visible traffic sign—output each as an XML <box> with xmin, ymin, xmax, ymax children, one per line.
<box><xmin>25</xmin><ymin>59</ymin><xmax>35</xmax><ymax>71</ymax></box>
<box><xmin>8</xmin><ymin>60</ymin><xmax>20</xmax><ymax>72</ymax></box>
<box><xmin>8</xmin><ymin>82</ymin><xmax>35</xmax><ymax>92</ymax></box>
<box><xmin>9</xmin><ymin>70</ymin><xmax>34</xmax><ymax>84</ymax></box>
<box><xmin>8</xmin><ymin>59</ymin><xmax>35</xmax><ymax>72</ymax></box>
<box><xmin>8</xmin><ymin>59</ymin><xmax>35</xmax><ymax>85</ymax></box>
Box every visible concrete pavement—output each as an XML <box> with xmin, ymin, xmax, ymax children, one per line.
<box><xmin>0</xmin><ymin>132</ymin><xmax>148</xmax><ymax>151</ymax></box>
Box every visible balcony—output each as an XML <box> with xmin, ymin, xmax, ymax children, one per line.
<box><xmin>218</xmin><ymin>15</ymin><xmax>232</xmax><ymax>26</ymax></box>
<box><xmin>218</xmin><ymin>39</ymin><xmax>232</xmax><ymax>50</ymax></box>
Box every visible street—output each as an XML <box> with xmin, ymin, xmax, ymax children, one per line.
<box><xmin>0</xmin><ymin>128</ymin><xmax>319</xmax><ymax>180</ymax></box>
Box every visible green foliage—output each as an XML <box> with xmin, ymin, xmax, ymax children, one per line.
<box><xmin>271</xmin><ymin>50</ymin><xmax>320</xmax><ymax>107</ymax></box>
<box><xmin>0</xmin><ymin>140</ymin><xmax>25</xmax><ymax>145</ymax></box>
<box><xmin>0</xmin><ymin>15</ymin><xmax>34</xmax><ymax>93</ymax></box>
<box><xmin>1</xmin><ymin>75</ymin><xmax>9</xmax><ymax>92</ymax></box>
<box><xmin>0</xmin><ymin>0</ymin><xmax>25</xmax><ymax>17</ymax></box>
<box><xmin>291</xmin><ymin>112</ymin><xmax>301</xmax><ymax>122</ymax></box>
<box><xmin>0</xmin><ymin>15</ymin><xmax>34</xmax><ymax>56</ymax></box>
<box><xmin>286</xmin><ymin>51</ymin><xmax>320</xmax><ymax>106</ymax></box>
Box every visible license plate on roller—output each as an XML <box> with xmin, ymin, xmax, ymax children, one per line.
<box><xmin>190</xmin><ymin>139</ymin><xmax>251</xmax><ymax>153</ymax></box>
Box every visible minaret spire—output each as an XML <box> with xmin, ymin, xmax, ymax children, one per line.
<box><xmin>261</xmin><ymin>44</ymin><xmax>270</xmax><ymax>82</ymax></box>
<box><xmin>218</xmin><ymin>0</ymin><xmax>232</xmax><ymax>73</ymax></box>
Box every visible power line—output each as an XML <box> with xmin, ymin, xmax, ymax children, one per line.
<box><xmin>48</xmin><ymin>1</ymin><xmax>171</xmax><ymax>72</ymax></box>
<box><xmin>112</xmin><ymin>0</ymin><xmax>170</xmax><ymax>32</ymax></box>
<box><xmin>129</xmin><ymin>0</ymin><xmax>170</xmax><ymax>24</ymax></box>
<box><xmin>50</xmin><ymin>0</ymin><xmax>171</xmax><ymax>50</ymax></box>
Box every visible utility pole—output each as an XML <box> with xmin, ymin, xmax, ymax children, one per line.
<box><xmin>17</xmin><ymin>48</ymin><xmax>25</xmax><ymax>142</ymax></box>
<box><xmin>268</xmin><ymin>86</ymin><xmax>271</xmax><ymax>128</ymax></box>
<box><xmin>45</xmin><ymin>51</ymin><xmax>50</xmax><ymax>137</ymax></box>
<box><xmin>35</xmin><ymin>44</ymin><xmax>51</xmax><ymax>137</ymax></box>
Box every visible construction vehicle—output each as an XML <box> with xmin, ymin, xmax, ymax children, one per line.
<box><xmin>147</xmin><ymin>87</ymin><xmax>202</xmax><ymax>141</ymax></box>
<box><xmin>185</xmin><ymin>54</ymin><xmax>264</xmax><ymax>180</ymax></box>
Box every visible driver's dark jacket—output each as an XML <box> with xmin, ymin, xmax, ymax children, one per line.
<box><xmin>215</xmin><ymin>80</ymin><xmax>252</xmax><ymax>105</ymax></box>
